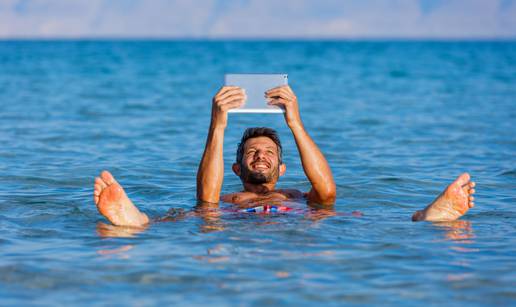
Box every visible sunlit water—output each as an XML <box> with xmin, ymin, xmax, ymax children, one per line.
<box><xmin>0</xmin><ymin>41</ymin><xmax>515</xmax><ymax>306</ymax></box>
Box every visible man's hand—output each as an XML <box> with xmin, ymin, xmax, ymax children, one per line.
<box><xmin>265</xmin><ymin>85</ymin><xmax>302</xmax><ymax>128</ymax></box>
<box><xmin>211</xmin><ymin>86</ymin><xmax>246</xmax><ymax>128</ymax></box>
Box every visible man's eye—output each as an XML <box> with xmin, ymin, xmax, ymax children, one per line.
<box><xmin>267</xmin><ymin>150</ymin><xmax>274</xmax><ymax>154</ymax></box>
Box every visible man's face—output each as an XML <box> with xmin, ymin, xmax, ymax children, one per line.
<box><xmin>237</xmin><ymin>136</ymin><xmax>283</xmax><ymax>184</ymax></box>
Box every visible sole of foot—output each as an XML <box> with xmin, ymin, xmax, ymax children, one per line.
<box><xmin>93</xmin><ymin>170</ymin><xmax>149</xmax><ymax>227</ymax></box>
<box><xmin>412</xmin><ymin>173</ymin><xmax>476</xmax><ymax>222</ymax></box>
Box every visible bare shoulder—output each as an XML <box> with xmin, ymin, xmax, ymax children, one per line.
<box><xmin>221</xmin><ymin>193</ymin><xmax>237</xmax><ymax>203</ymax></box>
<box><xmin>221</xmin><ymin>192</ymin><xmax>251</xmax><ymax>204</ymax></box>
<box><xmin>277</xmin><ymin>189</ymin><xmax>306</xmax><ymax>199</ymax></box>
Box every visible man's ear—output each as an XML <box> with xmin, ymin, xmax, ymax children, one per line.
<box><xmin>279</xmin><ymin>163</ymin><xmax>286</xmax><ymax>176</ymax></box>
<box><xmin>232</xmin><ymin>163</ymin><xmax>241</xmax><ymax>176</ymax></box>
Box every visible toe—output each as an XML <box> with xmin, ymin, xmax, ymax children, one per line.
<box><xmin>101</xmin><ymin>170</ymin><xmax>116</xmax><ymax>185</ymax></box>
<box><xmin>94</xmin><ymin>194</ymin><xmax>99</xmax><ymax>205</ymax></box>
<box><xmin>94</xmin><ymin>184</ymin><xmax>101</xmax><ymax>195</ymax></box>
<box><xmin>95</xmin><ymin>177</ymin><xmax>107</xmax><ymax>189</ymax></box>
<box><xmin>470</xmin><ymin>188</ymin><xmax>475</xmax><ymax>195</ymax></box>
<box><xmin>469</xmin><ymin>202</ymin><xmax>475</xmax><ymax>208</ymax></box>
<box><xmin>469</xmin><ymin>196</ymin><xmax>475</xmax><ymax>201</ymax></box>
<box><xmin>455</xmin><ymin>173</ymin><xmax>471</xmax><ymax>187</ymax></box>
<box><xmin>469</xmin><ymin>181</ymin><xmax>476</xmax><ymax>188</ymax></box>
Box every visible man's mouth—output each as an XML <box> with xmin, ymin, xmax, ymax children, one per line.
<box><xmin>251</xmin><ymin>161</ymin><xmax>270</xmax><ymax>171</ymax></box>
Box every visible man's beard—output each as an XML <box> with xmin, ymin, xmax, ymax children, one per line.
<box><xmin>240</xmin><ymin>163</ymin><xmax>279</xmax><ymax>184</ymax></box>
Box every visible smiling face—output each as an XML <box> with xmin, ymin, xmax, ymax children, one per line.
<box><xmin>234</xmin><ymin>136</ymin><xmax>285</xmax><ymax>184</ymax></box>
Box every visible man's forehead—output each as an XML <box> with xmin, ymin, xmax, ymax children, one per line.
<box><xmin>244</xmin><ymin>137</ymin><xmax>277</xmax><ymax>149</ymax></box>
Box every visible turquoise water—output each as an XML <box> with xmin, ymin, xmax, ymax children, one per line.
<box><xmin>0</xmin><ymin>41</ymin><xmax>515</xmax><ymax>306</ymax></box>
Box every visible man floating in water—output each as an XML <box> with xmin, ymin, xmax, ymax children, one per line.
<box><xmin>93</xmin><ymin>85</ymin><xmax>476</xmax><ymax>227</ymax></box>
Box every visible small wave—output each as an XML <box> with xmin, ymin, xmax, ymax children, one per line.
<box><xmin>389</xmin><ymin>69</ymin><xmax>408</xmax><ymax>78</ymax></box>
<box><xmin>377</xmin><ymin>176</ymin><xmax>404</xmax><ymax>183</ymax></box>
<box><xmin>353</xmin><ymin>118</ymin><xmax>383</xmax><ymax>126</ymax></box>
<box><xmin>498</xmin><ymin>169</ymin><xmax>516</xmax><ymax>177</ymax></box>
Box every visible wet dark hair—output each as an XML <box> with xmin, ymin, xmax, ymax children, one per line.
<box><xmin>236</xmin><ymin>127</ymin><xmax>283</xmax><ymax>164</ymax></box>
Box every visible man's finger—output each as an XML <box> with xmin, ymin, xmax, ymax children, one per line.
<box><xmin>216</xmin><ymin>86</ymin><xmax>241</xmax><ymax>99</ymax></box>
<box><xmin>217</xmin><ymin>92</ymin><xmax>246</xmax><ymax>105</ymax></box>
<box><xmin>220</xmin><ymin>98</ymin><xmax>245</xmax><ymax>111</ymax></box>
<box><xmin>265</xmin><ymin>88</ymin><xmax>292</xmax><ymax>100</ymax></box>
<box><xmin>266</xmin><ymin>98</ymin><xmax>288</xmax><ymax>111</ymax></box>
<box><xmin>267</xmin><ymin>97</ymin><xmax>289</xmax><ymax>106</ymax></box>
<box><xmin>219</xmin><ymin>94</ymin><xmax>246</xmax><ymax>105</ymax></box>
<box><xmin>216</xmin><ymin>86</ymin><xmax>241</xmax><ymax>98</ymax></box>
<box><xmin>267</xmin><ymin>86</ymin><xmax>296</xmax><ymax>101</ymax></box>
<box><xmin>217</xmin><ymin>88</ymin><xmax>246</xmax><ymax>101</ymax></box>
<box><xmin>265</xmin><ymin>85</ymin><xmax>289</xmax><ymax>93</ymax></box>
<box><xmin>284</xmin><ymin>85</ymin><xmax>294</xmax><ymax>95</ymax></box>
<box><xmin>265</xmin><ymin>86</ymin><xmax>291</xmax><ymax>95</ymax></box>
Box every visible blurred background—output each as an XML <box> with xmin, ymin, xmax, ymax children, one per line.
<box><xmin>1</xmin><ymin>0</ymin><xmax>515</xmax><ymax>39</ymax></box>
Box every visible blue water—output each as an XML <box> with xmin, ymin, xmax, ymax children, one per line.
<box><xmin>0</xmin><ymin>41</ymin><xmax>515</xmax><ymax>306</ymax></box>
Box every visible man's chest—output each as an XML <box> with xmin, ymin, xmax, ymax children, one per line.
<box><xmin>228</xmin><ymin>191</ymin><xmax>290</xmax><ymax>206</ymax></box>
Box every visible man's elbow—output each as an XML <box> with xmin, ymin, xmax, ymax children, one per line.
<box><xmin>196</xmin><ymin>187</ymin><xmax>220</xmax><ymax>204</ymax></box>
<box><xmin>196</xmin><ymin>177</ymin><xmax>221</xmax><ymax>204</ymax></box>
<box><xmin>314</xmin><ymin>185</ymin><xmax>337</xmax><ymax>204</ymax></box>
<box><xmin>320</xmin><ymin>191</ymin><xmax>336</xmax><ymax>204</ymax></box>
<box><xmin>197</xmin><ymin>194</ymin><xmax>219</xmax><ymax>204</ymax></box>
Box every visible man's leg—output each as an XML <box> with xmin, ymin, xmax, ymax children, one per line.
<box><xmin>412</xmin><ymin>173</ymin><xmax>476</xmax><ymax>222</ymax></box>
<box><xmin>94</xmin><ymin>171</ymin><xmax>149</xmax><ymax>227</ymax></box>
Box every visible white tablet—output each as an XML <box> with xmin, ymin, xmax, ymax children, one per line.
<box><xmin>225</xmin><ymin>73</ymin><xmax>288</xmax><ymax>113</ymax></box>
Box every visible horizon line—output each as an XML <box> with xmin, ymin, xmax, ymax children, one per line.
<box><xmin>1</xmin><ymin>36</ymin><xmax>515</xmax><ymax>42</ymax></box>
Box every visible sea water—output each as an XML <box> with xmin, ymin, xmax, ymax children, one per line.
<box><xmin>0</xmin><ymin>40</ymin><xmax>515</xmax><ymax>306</ymax></box>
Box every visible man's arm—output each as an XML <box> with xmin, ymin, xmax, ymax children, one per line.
<box><xmin>196</xmin><ymin>86</ymin><xmax>245</xmax><ymax>203</ymax></box>
<box><xmin>266</xmin><ymin>86</ymin><xmax>336</xmax><ymax>205</ymax></box>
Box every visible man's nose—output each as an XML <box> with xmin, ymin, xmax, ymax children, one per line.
<box><xmin>254</xmin><ymin>150</ymin><xmax>266</xmax><ymax>159</ymax></box>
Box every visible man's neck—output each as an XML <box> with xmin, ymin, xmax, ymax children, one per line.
<box><xmin>242</xmin><ymin>182</ymin><xmax>276</xmax><ymax>194</ymax></box>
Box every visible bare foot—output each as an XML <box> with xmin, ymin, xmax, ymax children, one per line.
<box><xmin>412</xmin><ymin>173</ymin><xmax>476</xmax><ymax>222</ymax></box>
<box><xmin>93</xmin><ymin>171</ymin><xmax>149</xmax><ymax>227</ymax></box>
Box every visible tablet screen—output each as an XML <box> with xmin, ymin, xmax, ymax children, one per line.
<box><xmin>225</xmin><ymin>74</ymin><xmax>288</xmax><ymax>113</ymax></box>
